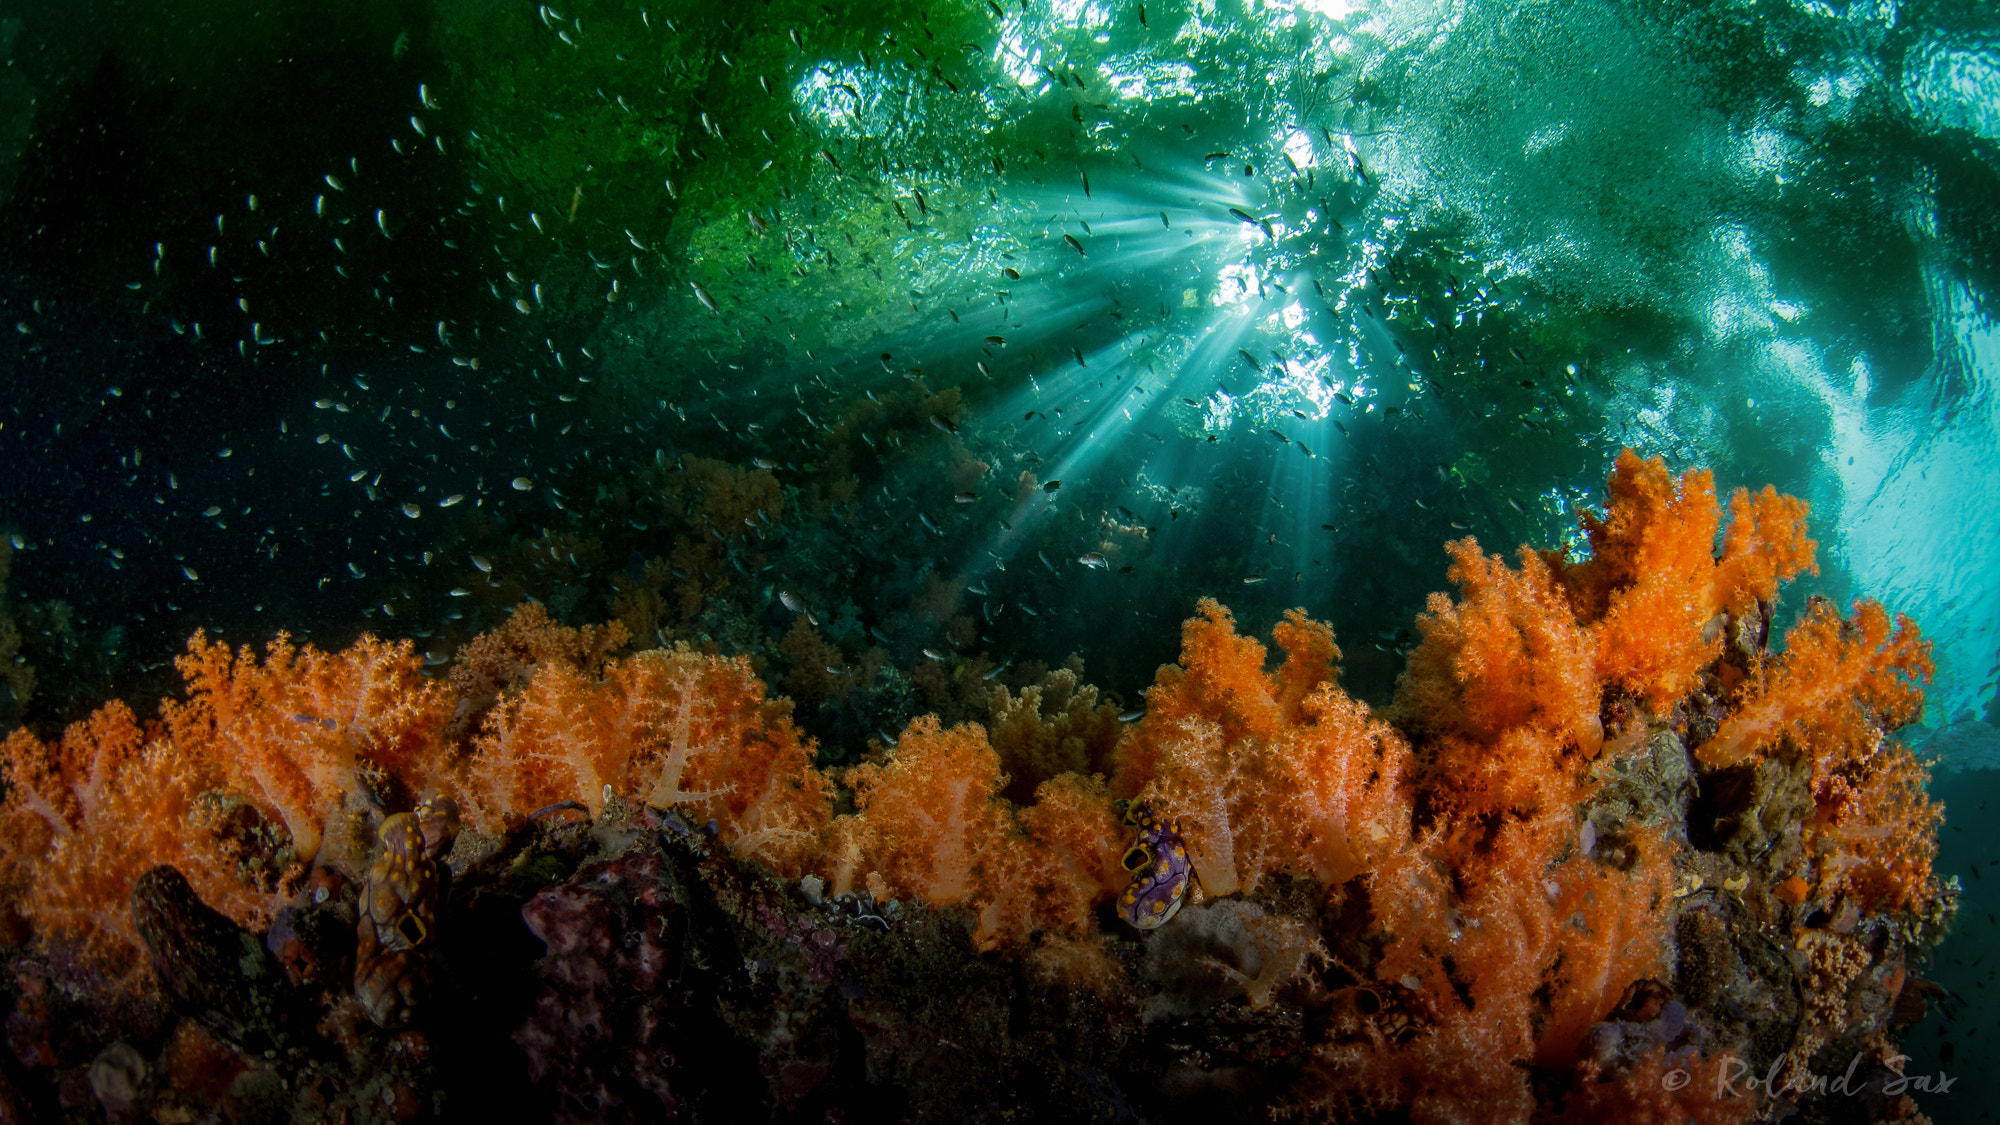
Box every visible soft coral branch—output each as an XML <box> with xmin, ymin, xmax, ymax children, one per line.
<box><xmin>0</xmin><ymin>704</ymin><xmax>267</xmax><ymax>1001</ymax></box>
<box><xmin>1395</xmin><ymin>541</ymin><xmax>1602</xmax><ymax>820</ymax></box>
<box><xmin>1557</xmin><ymin>451</ymin><xmax>1817</xmax><ymax>712</ymax></box>
<box><xmin>1695</xmin><ymin>597</ymin><xmax>1929</xmax><ymax>771</ymax></box>
<box><xmin>168</xmin><ymin>632</ymin><xmax>456</xmax><ymax>871</ymax></box>
<box><xmin>821</xmin><ymin>715</ymin><xmax>1124</xmax><ymax>950</ymax></box>
<box><xmin>463</xmin><ymin>641</ymin><xmax>831</xmax><ymax>873</ymax></box>
<box><xmin>826</xmin><ymin>716</ymin><xmax>1023</xmax><ymax>914</ymax></box>
<box><xmin>1112</xmin><ymin>601</ymin><xmax>1412</xmax><ymax>897</ymax></box>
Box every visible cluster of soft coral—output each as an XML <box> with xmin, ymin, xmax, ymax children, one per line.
<box><xmin>0</xmin><ymin>602</ymin><xmax>835</xmax><ymax>1006</ymax></box>
<box><xmin>0</xmin><ymin>451</ymin><xmax>1950</xmax><ymax>1122</ymax></box>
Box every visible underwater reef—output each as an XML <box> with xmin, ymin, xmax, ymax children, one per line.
<box><xmin>0</xmin><ymin>451</ymin><xmax>1955</xmax><ymax>1124</ymax></box>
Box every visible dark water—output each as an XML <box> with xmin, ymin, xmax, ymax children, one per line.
<box><xmin>1</xmin><ymin>0</ymin><xmax>1997</xmax><ymax>1106</ymax></box>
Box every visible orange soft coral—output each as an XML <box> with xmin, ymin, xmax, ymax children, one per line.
<box><xmin>1394</xmin><ymin>541</ymin><xmax>1602</xmax><ymax>819</ymax></box>
<box><xmin>167</xmin><ymin>632</ymin><xmax>457</xmax><ymax>874</ymax></box>
<box><xmin>1012</xmin><ymin>771</ymin><xmax>1128</xmax><ymax>937</ymax></box>
<box><xmin>1692</xmin><ymin>596</ymin><xmax>1936</xmax><ymax>912</ymax></box>
<box><xmin>1112</xmin><ymin>601</ymin><xmax>1412</xmax><ymax>897</ymax></box>
<box><xmin>823</xmin><ymin>716</ymin><xmax>1124</xmax><ymax>950</ymax></box>
<box><xmin>1408</xmin><ymin>542</ymin><xmax>1601</xmax><ymax>747</ymax></box>
<box><xmin>463</xmin><ymin>643</ymin><xmax>830</xmax><ymax>873</ymax></box>
<box><xmin>1274</xmin><ymin>684</ymin><xmax>1415</xmax><ymax>889</ymax></box>
<box><xmin>1813</xmin><ymin>736</ymin><xmax>1941</xmax><ymax>914</ymax></box>
<box><xmin>1696</xmin><ymin>597</ymin><xmax>1930</xmax><ymax>771</ymax></box>
<box><xmin>676</xmin><ymin>660</ymin><xmax>833</xmax><ymax>877</ymax></box>
<box><xmin>1557</xmin><ymin>451</ymin><xmax>1817</xmax><ymax>712</ymax></box>
<box><xmin>1555</xmin><ymin>1050</ymin><xmax>1757</xmax><ymax>1125</ymax></box>
<box><xmin>641</xmin><ymin>455</ymin><xmax>785</xmax><ymax>621</ymax></box>
<box><xmin>824</xmin><ymin>715</ymin><xmax>1030</xmax><ymax>938</ymax></box>
<box><xmin>1351</xmin><ymin>806</ymin><xmax>1674</xmax><ymax>1115</ymax></box>
<box><xmin>982</xmin><ymin>663</ymin><xmax>1123</xmax><ymax>803</ymax></box>
<box><xmin>449</xmin><ymin>600</ymin><xmax>628</xmax><ymax>697</ymax></box>
<box><xmin>0</xmin><ymin>704</ymin><xmax>268</xmax><ymax>999</ymax></box>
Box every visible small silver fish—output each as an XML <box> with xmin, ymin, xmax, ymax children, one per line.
<box><xmin>1078</xmin><ymin>553</ymin><xmax>1108</xmax><ymax>570</ymax></box>
<box><xmin>512</xmin><ymin>476</ymin><xmax>534</xmax><ymax>490</ymax></box>
<box><xmin>1118</xmin><ymin>708</ymin><xmax>1146</xmax><ymax>723</ymax></box>
<box><xmin>779</xmin><ymin>589</ymin><xmax>804</xmax><ymax>612</ymax></box>
<box><xmin>691</xmin><ymin>282</ymin><xmax>719</xmax><ymax>312</ymax></box>
<box><xmin>1063</xmin><ymin>233</ymin><xmax>1084</xmax><ymax>256</ymax></box>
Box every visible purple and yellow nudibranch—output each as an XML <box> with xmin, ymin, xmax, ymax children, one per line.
<box><xmin>1117</xmin><ymin>802</ymin><xmax>1199</xmax><ymax>930</ymax></box>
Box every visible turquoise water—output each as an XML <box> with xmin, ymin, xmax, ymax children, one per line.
<box><xmin>0</xmin><ymin>0</ymin><xmax>1995</xmax><ymax>1110</ymax></box>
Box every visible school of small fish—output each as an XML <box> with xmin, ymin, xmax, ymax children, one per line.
<box><xmin>2</xmin><ymin>1</ymin><xmax>1601</xmax><ymax>776</ymax></box>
